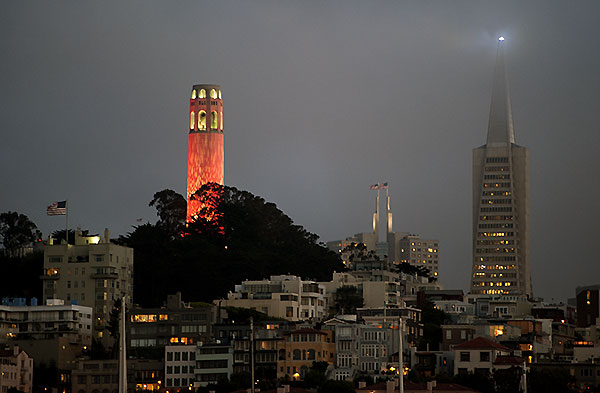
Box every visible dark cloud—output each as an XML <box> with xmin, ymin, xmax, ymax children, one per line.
<box><xmin>1</xmin><ymin>1</ymin><xmax>599</xmax><ymax>302</ymax></box>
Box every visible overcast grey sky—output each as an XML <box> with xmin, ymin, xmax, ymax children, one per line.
<box><xmin>2</xmin><ymin>1</ymin><xmax>599</xmax><ymax>302</ymax></box>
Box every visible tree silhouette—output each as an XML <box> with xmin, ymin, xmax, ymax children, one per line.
<box><xmin>149</xmin><ymin>189</ymin><xmax>186</xmax><ymax>238</ymax></box>
<box><xmin>334</xmin><ymin>286</ymin><xmax>363</xmax><ymax>314</ymax></box>
<box><xmin>0</xmin><ymin>211</ymin><xmax>41</xmax><ymax>256</ymax></box>
<box><xmin>120</xmin><ymin>184</ymin><xmax>343</xmax><ymax>307</ymax></box>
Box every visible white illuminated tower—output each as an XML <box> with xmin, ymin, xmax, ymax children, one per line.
<box><xmin>470</xmin><ymin>38</ymin><xmax>532</xmax><ymax>297</ymax></box>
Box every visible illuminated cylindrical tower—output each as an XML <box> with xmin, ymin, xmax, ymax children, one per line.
<box><xmin>186</xmin><ymin>84</ymin><xmax>224</xmax><ymax>221</ymax></box>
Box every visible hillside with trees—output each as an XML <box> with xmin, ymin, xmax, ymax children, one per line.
<box><xmin>119</xmin><ymin>183</ymin><xmax>343</xmax><ymax>307</ymax></box>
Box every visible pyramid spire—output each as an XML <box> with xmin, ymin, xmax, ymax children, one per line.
<box><xmin>486</xmin><ymin>37</ymin><xmax>515</xmax><ymax>147</ymax></box>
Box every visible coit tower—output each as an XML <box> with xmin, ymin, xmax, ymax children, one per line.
<box><xmin>186</xmin><ymin>84</ymin><xmax>224</xmax><ymax>221</ymax></box>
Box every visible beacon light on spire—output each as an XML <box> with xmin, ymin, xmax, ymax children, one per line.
<box><xmin>186</xmin><ymin>84</ymin><xmax>224</xmax><ymax>222</ymax></box>
<box><xmin>498</xmin><ymin>36</ymin><xmax>505</xmax><ymax>41</ymax></box>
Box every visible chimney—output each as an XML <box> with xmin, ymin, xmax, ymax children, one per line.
<box><xmin>386</xmin><ymin>380</ymin><xmax>395</xmax><ymax>393</ymax></box>
<box><xmin>358</xmin><ymin>381</ymin><xmax>367</xmax><ymax>389</ymax></box>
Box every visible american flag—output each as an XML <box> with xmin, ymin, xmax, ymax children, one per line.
<box><xmin>47</xmin><ymin>201</ymin><xmax>67</xmax><ymax>216</ymax></box>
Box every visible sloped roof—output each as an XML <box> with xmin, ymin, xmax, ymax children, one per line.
<box><xmin>454</xmin><ymin>336</ymin><xmax>511</xmax><ymax>351</ymax></box>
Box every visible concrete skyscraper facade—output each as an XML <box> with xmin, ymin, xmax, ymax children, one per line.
<box><xmin>470</xmin><ymin>38</ymin><xmax>531</xmax><ymax>297</ymax></box>
<box><xmin>186</xmin><ymin>84</ymin><xmax>224</xmax><ymax>221</ymax></box>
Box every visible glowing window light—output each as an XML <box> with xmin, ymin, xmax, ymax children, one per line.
<box><xmin>211</xmin><ymin>111</ymin><xmax>218</xmax><ymax>130</ymax></box>
<box><xmin>199</xmin><ymin>89</ymin><xmax>206</xmax><ymax>98</ymax></box>
<box><xmin>210</xmin><ymin>89</ymin><xmax>217</xmax><ymax>99</ymax></box>
<box><xmin>498</xmin><ymin>36</ymin><xmax>505</xmax><ymax>41</ymax></box>
<box><xmin>191</xmin><ymin>89</ymin><xmax>197</xmax><ymax>99</ymax></box>
<box><xmin>189</xmin><ymin>112</ymin><xmax>195</xmax><ymax>130</ymax></box>
<box><xmin>198</xmin><ymin>110</ymin><xmax>206</xmax><ymax>130</ymax></box>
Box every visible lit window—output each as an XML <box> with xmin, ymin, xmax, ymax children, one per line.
<box><xmin>198</xmin><ymin>110</ymin><xmax>206</xmax><ymax>130</ymax></box>
<box><xmin>210</xmin><ymin>89</ymin><xmax>217</xmax><ymax>99</ymax></box>
<box><xmin>190</xmin><ymin>112</ymin><xmax>195</xmax><ymax>130</ymax></box>
<box><xmin>199</xmin><ymin>89</ymin><xmax>206</xmax><ymax>98</ymax></box>
<box><xmin>220</xmin><ymin>110</ymin><xmax>223</xmax><ymax>130</ymax></box>
<box><xmin>211</xmin><ymin>111</ymin><xmax>218</xmax><ymax>130</ymax></box>
<box><xmin>218</xmin><ymin>89</ymin><xmax>222</xmax><ymax>99</ymax></box>
<box><xmin>191</xmin><ymin>89</ymin><xmax>197</xmax><ymax>99</ymax></box>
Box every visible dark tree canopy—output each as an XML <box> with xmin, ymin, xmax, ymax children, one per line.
<box><xmin>149</xmin><ymin>189</ymin><xmax>187</xmax><ymax>238</ymax></box>
<box><xmin>342</xmin><ymin>242</ymin><xmax>380</xmax><ymax>262</ymax></box>
<box><xmin>0</xmin><ymin>211</ymin><xmax>41</xmax><ymax>256</ymax></box>
<box><xmin>52</xmin><ymin>229</ymin><xmax>87</xmax><ymax>245</ymax></box>
<box><xmin>0</xmin><ymin>251</ymin><xmax>42</xmax><ymax>299</ymax></box>
<box><xmin>334</xmin><ymin>286</ymin><xmax>364</xmax><ymax>314</ymax></box>
<box><xmin>418</xmin><ymin>300</ymin><xmax>450</xmax><ymax>351</ymax></box>
<box><xmin>120</xmin><ymin>184</ymin><xmax>343</xmax><ymax>307</ymax></box>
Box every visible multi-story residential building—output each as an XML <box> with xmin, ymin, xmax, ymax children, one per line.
<box><xmin>219</xmin><ymin>275</ymin><xmax>327</xmax><ymax>321</ymax></box>
<box><xmin>0</xmin><ymin>298</ymin><xmax>92</xmax><ymax>346</ymax></box>
<box><xmin>212</xmin><ymin>321</ymin><xmax>295</xmax><ymax>379</ymax></box>
<box><xmin>0</xmin><ymin>298</ymin><xmax>92</xmax><ymax>392</ymax></box>
<box><xmin>165</xmin><ymin>345</ymin><xmax>196</xmax><ymax>389</ymax></box>
<box><xmin>194</xmin><ymin>342</ymin><xmax>234</xmax><ymax>387</ymax></box>
<box><xmin>276</xmin><ymin>328</ymin><xmax>335</xmax><ymax>379</ymax></box>
<box><xmin>532</xmin><ymin>362</ymin><xmax>600</xmax><ymax>392</ymax></box>
<box><xmin>552</xmin><ymin>321</ymin><xmax>576</xmax><ymax>359</ymax></box>
<box><xmin>71</xmin><ymin>359</ymin><xmax>163</xmax><ymax>393</ymax></box>
<box><xmin>356</xmin><ymin>306</ymin><xmax>423</xmax><ymax>348</ymax></box>
<box><xmin>453</xmin><ymin>337</ymin><xmax>512</xmax><ymax>375</ymax></box>
<box><xmin>0</xmin><ymin>346</ymin><xmax>33</xmax><ymax>393</ymax></box>
<box><xmin>470</xmin><ymin>38</ymin><xmax>531</xmax><ymax>297</ymax></box>
<box><xmin>42</xmin><ymin>228</ymin><xmax>133</xmax><ymax>342</ymax></box>
<box><xmin>129</xmin><ymin>293</ymin><xmax>223</xmax><ymax>358</ymax></box>
<box><xmin>441</xmin><ymin>325</ymin><xmax>476</xmax><ymax>351</ymax></box>
<box><xmin>409</xmin><ymin>350</ymin><xmax>454</xmax><ymax>378</ymax></box>
<box><xmin>331</xmin><ymin>321</ymin><xmax>407</xmax><ymax>380</ymax></box>
<box><xmin>576</xmin><ymin>285</ymin><xmax>600</xmax><ymax>327</ymax></box>
<box><xmin>322</xmin><ymin>269</ymin><xmax>436</xmax><ymax>313</ymax></box>
<box><xmin>394</xmin><ymin>235</ymin><xmax>440</xmax><ymax>278</ymax></box>
<box><xmin>531</xmin><ymin>302</ymin><xmax>576</xmax><ymax>324</ymax></box>
<box><xmin>465</xmin><ymin>293</ymin><xmax>532</xmax><ymax>318</ymax></box>
<box><xmin>433</xmin><ymin>300</ymin><xmax>475</xmax><ymax>319</ymax></box>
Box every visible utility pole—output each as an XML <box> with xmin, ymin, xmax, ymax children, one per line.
<box><xmin>398</xmin><ymin>317</ymin><xmax>404</xmax><ymax>393</ymax></box>
<box><xmin>522</xmin><ymin>360</ymin><xmax>528</xmax><ymax>393</ymax></box>
<box><xmin>250</xmin><ymin>317</ymin><xmax>255</xmax><ymax>393</ymax></box>
<box><xmin>119</xmin><ymin>296</ymin><xmax>127</xmax><ymax>393</ymax></box>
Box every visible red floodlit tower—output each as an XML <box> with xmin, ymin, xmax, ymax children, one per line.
<box><xmin>186</xmin><ymin>84</ymin><xmax>224</xmax><ymax>221</ymax></box>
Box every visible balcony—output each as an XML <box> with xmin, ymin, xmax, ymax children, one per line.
<box><xmin>92</xmin><ymin>272</ymin><xmax>118</xmax><ymax>279</ymax></box>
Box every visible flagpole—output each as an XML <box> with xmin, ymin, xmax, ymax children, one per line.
<box><xmin>65</xmin><ymin>199</ymin><xmax>69</xmax><ymax>245</ymax></box>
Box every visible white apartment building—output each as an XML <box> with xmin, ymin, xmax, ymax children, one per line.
<box><xmin>219</xmin><ymin>275</ymin><xmax>326</xmax><ymax>321</ymax></box>
<box><xmin>165</xmin><ymin>345</ymin><xmax>196</xmax><ymax>389</ymax></box>
<box><xmin>42</xmin><ymin>228</ymin><xmax>133</xmax><ymax>341</ymax></box>
<box><xmin>0</xmin><ymin>346</ymin><xmax>33</xmax><ymax>393</ymax></box>
<box><xmin>0</xmin><ymin>299</ymin><xmax>92</xmax><ymax>346</ymax></box>
<box><xmin>453</xmin><ymin>337</ymin><xmax>511</xmax><ymax>375</ymax></box>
